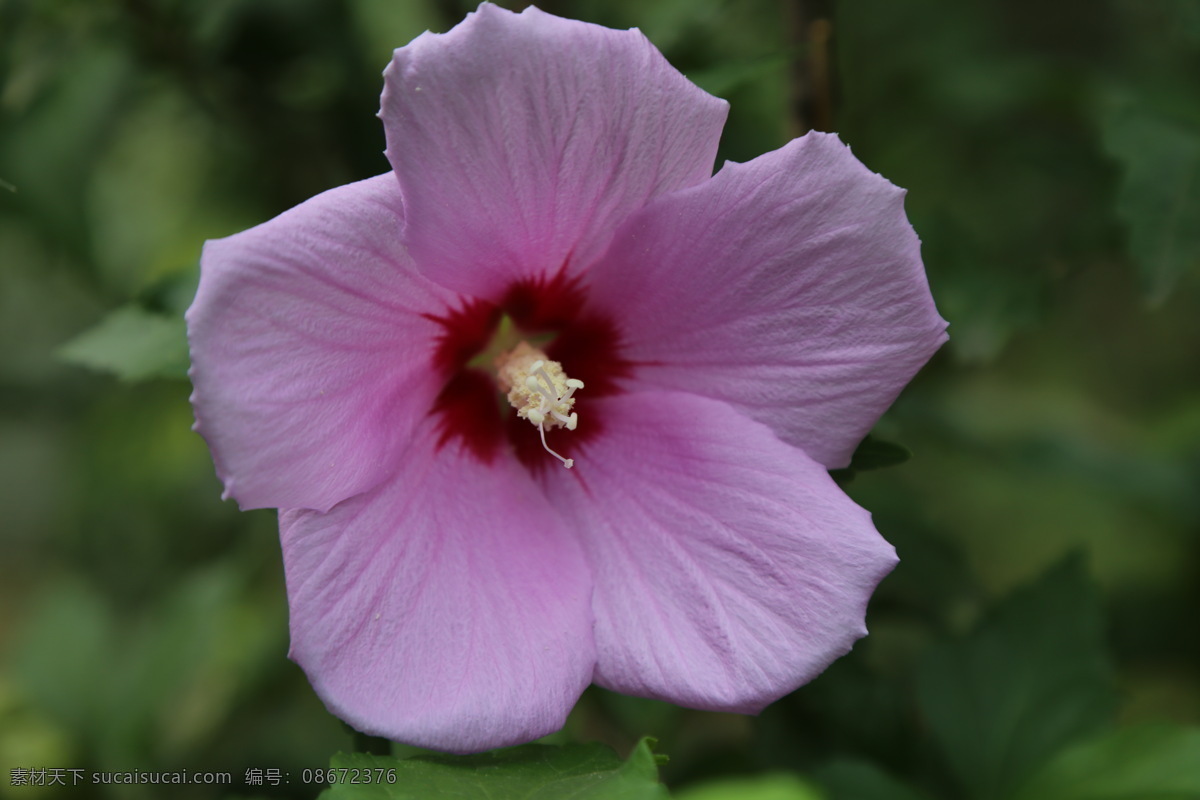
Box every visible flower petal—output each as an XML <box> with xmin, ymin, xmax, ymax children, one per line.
<box><xmin>545</xmin><ymin>391</ymin><xmax>896</xmax><ymax>712</ymax></box>
<box><xmin>281</xmin><ymin>430</ymin><xmax>595</xmax><ymax>753</ymax></box>
<box><xmin>584</xmin><ymin>132</ymin><xmax>948</xmax><ymax>468</ymax></box>
<box><xmin>188</xmin><ymin>175</ymin><xmax>454</xmax><ymax>512</ymax></box>
<box><xmin>381</xmin><ymin>3</ymin><xmax>728</xmax><ymax>299</ymax></box>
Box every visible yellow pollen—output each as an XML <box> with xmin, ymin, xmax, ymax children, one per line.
<box><xmin>495</xmin><ymin>341</ymin><xmax>583</xmax><ymax>468</ymax></box>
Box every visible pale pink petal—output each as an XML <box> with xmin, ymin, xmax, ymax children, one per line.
<box><xmin>584</xmin><ymin>132</ymin><xmax>948</xmax><ymax>468</ymax></box>
<box><xmin>545</xmin><ymin>391</ymin><xmax>896</xmax><ymax>712</ymax></box>
<box><xmin>188</xmin><ymin>175</ymin><xmax>455</xmax><ymax>512</ymax></box>
<box><xmin>381</xmin><ymin>3</ymin><xmax>728</xmax><ymax>300</ymax></box>
<box><xmin>281</xmin><ymin>429</ymin><xmax>595</xmax><ymax>753</ymax></box>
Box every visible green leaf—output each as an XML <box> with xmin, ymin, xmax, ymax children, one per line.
<box><xmin>57</xmin><ymin>305</ymin><xmax>188</xmax><ymax>381</ymax></box>
<box><xmin>9</xmin><ymin>563</ymin><xmax>285</xmax><ymax>767</ymax></box>
<box><xmin>319</xmin><ymin>737</ymin><xmax>668</xmax><ymax>800</ymax></box>
<box><xmin>828</xmin><ymin>435</ymin><xmax>912</xmax><ymax>485</ymax></box>
<box><xmin>915</xmin><ymin>555</ymin><xmax>1116</xmax><ymax>800</ymax></box>
<box><xmin>828</xmin><ymin>468</ymin><xmax>855</xmax><ymax>487</ymax></box>
<box><xmin>1101</xmin><ymin>104</ymin><xmax>1200</xmax><ymax>305</ymax></box>
<box><xmin>685</xmin><ymin>51</ymin><xmax>793</xmax><ymax>98</ymax></box>
<box><xmin>675</xmin><ymin>772</ymin><xmax>823</xmax><ymax>800</ymax></box>
<box><xmin>815</xmin><ymin>759</ymin><xmax>933</xmax><ymax>800</ymax></box>
<box><xmin>9</xmin><ymin>578</ymin><xmax>117</xmax><ymax>739</ymax></box>
<box><xmin>1011</xmin><ymin>724</ymin><xmax>1200</xmax><ymax>800</ymax></box>
<box><xmin>848</xmin><ymin>436</ymin><xmax>912</xmax><ymax>471</ymax></box>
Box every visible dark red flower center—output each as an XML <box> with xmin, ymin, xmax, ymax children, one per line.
<box><xmin>423</xmin><ymin>271</ymin><xmax>631</xmax><ymax>472</ymax></box>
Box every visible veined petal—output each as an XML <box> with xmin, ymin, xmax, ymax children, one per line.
<box><xmin>585</xmin><ymin>132</ymin><xmax>948</xmax><ymax>469</ymax></box>
<box><xmin>281</xmin><ymin>429</ymin><xmax>595</xmax><ymax>753</ymax></box>
<box><xmin>188</xmin><ymin>175</ymin><xmax>453</xmax><ymax>512</ymax></box>
<box><xmin>381</xmin><ymin>3</ymin><xmax>728</xmax><ymax>300</ymax></box>
<box><xmin>544</xmin><ymin>391</ymin><xmax>896</xmax><ymax>712</ymax></box>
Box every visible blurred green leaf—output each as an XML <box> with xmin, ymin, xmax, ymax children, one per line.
<box><xmin>915</xmin><ymin>555</ymin><xmax>1116</xmax><ymax>800</ymax></box>
<box><xmin>320</xmin><ymin>737</ymin><xmax>668</xmax><ymax>800</ymax></box>
<box><xmin>348</xmin><ymin>0</ymin><xmax>442</xmax><ymax>63</ymax></box>
<box><xmin>685</xmin><ymin>51</ymin><xmax>792</xmax><ymax>98</ymax></box>
<box><xmin>829</xmin><ymin>435</ymin><xmax>912</xmax><ymax>485</ymax></box>
<box><xmin>1101</xmin><ymin>104</ymin><xmax>1200</xmax><ymax>305</ymax></box>
<box><xmin>815</xmin><ymin>759</ymin><xmax>933</xmax><ymax>800</ymax></box>
<box><xmin>114</xmin><ymin>561</ymin><xmax>286</xmax><ymax>762</ymax></box>
<box><xmin>828</xmin><ymin>469</ymin><xmax>855</xmax><ymax>487</ymax></box>
<box><xmin>676</xmin><ymin>772</ymin><xmax>823</xmax><ymax>800</ymax></box>
<box><xmin>0</xmin><ymin>680</ymin><xmax>73</xmax><ymax>782</ymax></box>
<box><xmin>1011</xmin><ymin>723</ymin><xmax>1200</xmax><ymax>800</ymax></box>
<box><xmin>57</xmin><ymin>305</ymin><xmax>188</xmax><ymax>381</ymax></box>
<box><xmin>9</xmin><ymin>562</ymin><xmax>284</xmax><ymax>769</ymax></box>
<box><xmin>87</xmin><ymin>88</ymin><xmax>233</xmax><ymax>294</ymax></box>
<box><xmin>593</xmin><ymin>689</ymin><xmax>686</xmax><ymax>748</ymax></box>
<box><xmin>9</xmin><ymin>578</ymin><xmax>118</xmax><ymax>740</ymax></box>
<box><xmin>848</xmin><ymin>436</ymin><xmax>912</xmax><ymax>471</ymax></box>
<box><xmin>0</xmin><ymin>33</ymin><xmax>133</xmax><ymax>255</ymax></box>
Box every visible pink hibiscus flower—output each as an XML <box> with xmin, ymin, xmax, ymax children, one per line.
<box><xmin>187</xmin><ymin>3</ymin><xmax>946</xmax><ymax>754</ymax></box>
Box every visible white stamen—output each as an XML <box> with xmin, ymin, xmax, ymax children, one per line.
<box><xmin>494</xmin><ymin>341</ymin><xmax>584</xmax><ymax>469</ymax></box>
<box><xmin>539</xmin><ymin>422</ymin><xmax>573</xmax><ymax>469</ymax></box>
<box><xmin>533</xmin><ymin>366</ymin><xmax>559</xmax><ymax>399</ymax></box>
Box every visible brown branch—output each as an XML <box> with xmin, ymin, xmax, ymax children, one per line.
<box><xmin>786</xmin><ymin>0</ymin><xmax>838</xmax><ymax>134</ymax></box>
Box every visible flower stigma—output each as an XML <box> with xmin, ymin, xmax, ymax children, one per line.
<box><xmin>495</xmin><ymin>341</ymin><xmax>583</xmax><ymax>468</ymax></box>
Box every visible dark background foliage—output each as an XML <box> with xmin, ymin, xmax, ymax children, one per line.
<box><xmin>1</xmin><ymin>0</ymin><xmax>1198</xmax><ymax>798</ymax></box>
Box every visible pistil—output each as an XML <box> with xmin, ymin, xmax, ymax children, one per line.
<box><xmin>495</xmin><ymin>341</ymin><xmax>583</xmax><ymax>468</ymax></box>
